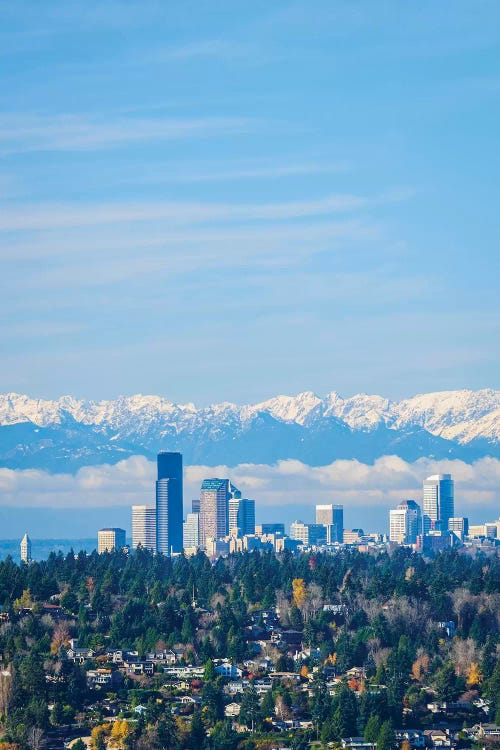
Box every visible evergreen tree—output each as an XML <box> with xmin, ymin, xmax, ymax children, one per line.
<box><xmin>260</xmin><ymin>689</ymin><xmax>275</xmax><ymax>721</ymax></box>
<box><xmin>435</xmin><ymin>662</ymin><xmax>459</xmax><ymax>702</ymax></box>
<box><xmin>239</xmin><ymin>683</ymin><xmax>260</xmax><ymax>730</ymax></box>
<box><xmin>208</xmin><ymin>721</ymin><xmax>237</xmax><ymax>750</ymax></box>
<box><xmin>364</xmin><ymin>715</ymin><xmax>381</xmax><ymax>743</ymax></box>
<box><xmin>188</xmin><ymin>710</ymin><xmax>206</xmax><ymax>749</ymax></box>
<box><xmin>377</xmin><ymin>721</ymin><xmax>396</xmax><ymax>750</ymax></box>
<box><xmin>332</xmin><ymin>684</ymin><xmax>358</xmax><ymax>738</ymax></box>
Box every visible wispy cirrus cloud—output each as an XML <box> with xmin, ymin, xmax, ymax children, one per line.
<box><xmin>153</xmin><ymin>39</ymin><xmax>253</xmax><ymax>62</ymax></box>
<box><xmin>0</xmin><ymin>112</ymin><xmax>254</xmax><ymax>154</ymax></box>
<box><xmin>168</xmin><ymin>161</ymin><xmax>350</xmax><ymax>183</ymax></box>
<box><xmin>0</xmin><ymin>189</ymin><xmax>411</xmax><ymax>232</ymax></box>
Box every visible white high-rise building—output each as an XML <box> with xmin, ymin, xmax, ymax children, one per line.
<box><xmin>183</xmin><ymin>513</ymin><xmax>200</xmax><ymax>549</ymax></box>
<box><xmin>423</xmin><ymin>474</ymin><xmax>454</xmax><ymax>533</ymax></box>
<box><xmin>20</xmin><ymin>533</ymin><xmax>32</xmax><ymax>564</ymax></box>
<box><xmin>389</xmin><ymin>500</ymin><xmax>422</xmax><ymax>544</ymax></box>
<box><xmin>132</xmin><ymin>505</ymin><xmax>156</xmax><ymax>551</ymax></box>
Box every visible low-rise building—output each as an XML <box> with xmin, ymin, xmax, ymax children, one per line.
<box><xmin>125</xmin><ymin>661</ymin><xmax>155</xmax><ymax>677</ymax></box>
<box><xmin>67</xmin><ymin>647</ymin><xmax>96</xmax><ymax>664</ymax></box>
<box><xmin>214</xmin><ymin>661</ymin><xmax>242</xmax><ymax>679</ymax></box>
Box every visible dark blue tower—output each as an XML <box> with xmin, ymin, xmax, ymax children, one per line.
<box><xmin>156</xmin><ymin>451</ymin><xmax>183</xmax><ymax>554</ymax></box>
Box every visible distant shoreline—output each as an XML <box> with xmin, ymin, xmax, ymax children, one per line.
<box><xmin>0</xmin><ymin>538</ymin><xmax>101</xmax><ymax>563</ymax></box>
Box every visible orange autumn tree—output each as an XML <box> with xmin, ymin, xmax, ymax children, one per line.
<box><xmin>412</xmin><ymin>654</ymin><xmax>430</xmax><ymax>682</ymax></box>
<box><xmin>292</xmin><ymin>579</ymin><xmax>307</xmax><ymax>609</ymax></box>
<box><xmin>466</xmin><ymin>662</ymin><xmax>482</xmax><ymax>687</ymax></box>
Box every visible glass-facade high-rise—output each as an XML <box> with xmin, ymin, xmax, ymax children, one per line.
<box><xmin>156</xmin><ymin>451</ymin><xmax>183</xmax><ymax>555</ymax></box>
<box><xmin>228</xmin><ymin>497</ymin><xmax>256</xmax><ymax>537</ymax></box>
<box><xmin>199</xmin><ymin>479</ymin><xmax>240</xmax><ymax>548</ymax></box>
<box><xmin>423</xmin><ymin>474</ymin><xmax>454</xmax><ymax>533</ymax></box>
<box><xmin>389</xmin><ymin>499</ymin><xmax>421</xmax><ymax>544</ymax></box>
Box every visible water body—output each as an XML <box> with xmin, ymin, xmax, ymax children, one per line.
<box><xmin>0</xmin><ymin>538</ymin><xmax>97</xmax><ymax>563</ymax></box>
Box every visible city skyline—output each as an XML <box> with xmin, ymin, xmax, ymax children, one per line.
<box><xmin>57</xmin><ymin>452</ymin><xmax>494</xmax><ymax>558</ymax></box>
<box><xmin>0</xmin><ymin>6</ymin><xmax>497</xmax><ymax>747</ymax></box>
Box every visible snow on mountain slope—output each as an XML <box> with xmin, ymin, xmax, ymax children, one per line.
<box><xmin>0</xmin><ymin>388</ymin><xmax>499</xmax><ymax>444</ymax></box>
<box><xmin>323</xmin><ymin>392</ymin><xmax>392</xmax><ymax>430</ymax></box>
<box><xmin>393</xmin><ymin>389</ymin><xmax>500</xmax><ymax>443</ymax></box>
<box><xmin>248</xmin><ymin>391</ymin><xmax>323</xmax><ymax>424</ymax></box>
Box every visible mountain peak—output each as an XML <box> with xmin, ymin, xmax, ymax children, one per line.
<box><xmin>0</xmin><ymin>387</ymin><xmax>499</xmax><ymax>447</ymax></box>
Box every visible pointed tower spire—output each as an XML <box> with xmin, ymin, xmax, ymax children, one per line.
<box><xmin>20</xmin><ymin>533</ymin><xmax>32</xmax><ymax>564</ymax></box>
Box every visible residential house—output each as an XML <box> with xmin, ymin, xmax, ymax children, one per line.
<box><xmin>225</xmin><ymin>702</ymin><xmax>241</xmax><ymax>718</ymax></box>
<box><xmin>125</xmin><ymin>661</ymin><xmax>155</xmax><ymax>677</ymax></box>
<box><xmin>341</xmin><ymin>739</ymin><xmax>375</xmax><ymax>750</ymax></box>
<box><xmin>224</xmin><ymin>680</ymin><xmax>247</xmax><ymax>696</ymax></box>
<box><xmin>435</xmin><ymin>621</ymin><xmax>456</xmax><ymax>638</ymax></box>
<box><xmin>67</xmin><ymin>647</ymin><xmax>95</xmax><ymax>664</ymax></box>
<box><xmin>424</xmin><ymin>729</ymin><xmax>453</xmax><ymax>748</ymax></box>
<box><xmin>215</xmin><ymin>662</ymin><xmax>242</xmax><ymax>679</ymax></box>
<box><xmin>163</xmin><ymin>666</ymin><xmax>204</xmax><ymax>680</ymax></box>
<box><xmin>395</xmin><ymin>730</ymin><xmax>425</xmax><ymax>748</ymax></box>
<box><xmin>146</xmin><ymin>648</ymin><xmax>184</xmax><ymax>664</ymax></box>
<box><xmin>86</xmin><ymin>669</ymin><xmax>123</xmax><ymax>688</ymax></box>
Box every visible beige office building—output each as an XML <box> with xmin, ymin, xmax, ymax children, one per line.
<box><xmin>98</xmin><ymin>528</ymin><xmax>126</xmax><ymax>554</ymax></box>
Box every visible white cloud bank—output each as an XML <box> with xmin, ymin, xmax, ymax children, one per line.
<box><xmin>0</xmin><ymin>455</ymin><xmax>498</xmax><ymax>512</ymax></box>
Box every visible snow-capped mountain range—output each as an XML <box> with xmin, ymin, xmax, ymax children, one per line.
<box><xmin>0</xmin><ymin>389</ymin><xmax>499</xmax><ymax>472</ymax></box>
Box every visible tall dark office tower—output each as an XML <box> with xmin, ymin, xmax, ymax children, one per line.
<box><xmin>156</xmin><ymin>451</ymin><xmax>183</xmax><ymax>555</ymax></box>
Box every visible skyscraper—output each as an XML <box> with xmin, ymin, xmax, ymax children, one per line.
<box><xmin>132</xmin><ymin>505</ymin><xmax>156</xmax><ymax>551</ymax></box>
<box><xmin>423</xmin><ymin>474</ymin><xmax>454</xmax><ymax>533</ymax></box>
<box><xmin>199</xmin><ymin>479</ymin><xmax>239</xmax><ymax>548</ymax></box>
<box><xmin>389</xmin><ymin>500</ymin><xmax>422</xmax><ymax>544</ymax></box>
<box><xmin>20</xmin><ymin>533</ymin><xmax>32</xmax><ymax>564</ymax></box>
<box><xmin>315</xmin><ymin>504</ymin><xmax>344</xmax><ymax>543</ymax></box>
<box><xmin>228</xmin><ymin>497</ymin><xmax>256</xmax><ymax>537</ymax></box>
<box><xmin>156</xmin><ymin>451</ymin><xmax>183</xmax><ymax>555</ymax></box>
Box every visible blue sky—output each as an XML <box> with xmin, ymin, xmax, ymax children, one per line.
<box><xmin>1</xmin><ymin>0</ymin><xmax>499</xmax><ymax>405</ymax></box>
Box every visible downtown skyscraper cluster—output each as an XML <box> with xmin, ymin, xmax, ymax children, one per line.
<box><xmin>131</xmin><ymin>451</ymin><xmax>256</xmax><ymax>555</ymax></box>
<box><xmin>389</xmin><ymin>473</ymin><xmax>464</xmax><ymax>552</ymax></box>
